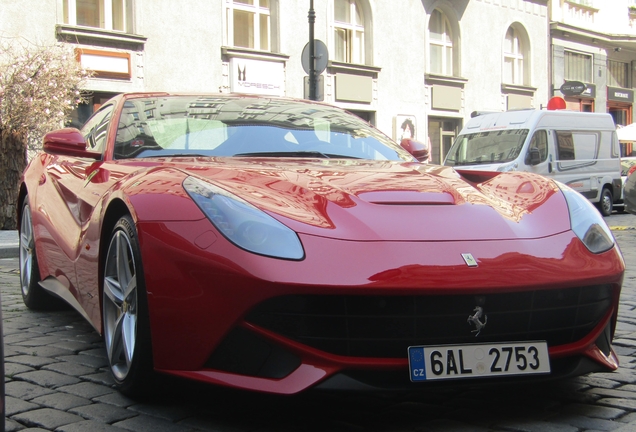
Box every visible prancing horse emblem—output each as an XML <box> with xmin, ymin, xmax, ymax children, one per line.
<box><xmin>467</xmin><ymin>306</ymin><xmax>487</xmax><ymax>336</ymax></box>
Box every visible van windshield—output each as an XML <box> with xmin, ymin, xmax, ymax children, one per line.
<box><xmin>444</xmin><ymin>129</ymin><xmax>529</xmax><ymax>166</ymax></box>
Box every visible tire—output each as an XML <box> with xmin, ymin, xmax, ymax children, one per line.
<box><xmin>102</xmin><ymin>215</ymin><xmax>154</xmax><ymax>397</ymax></box>
<box><xmin>598</xmin><ymin>188</ymin><xmax>613</xmax><ymax>217</ymax></box>
<box><xmin>19</xmin><ymin>199</ymin><xmax>56</xmax><ymax>310</ymax></box>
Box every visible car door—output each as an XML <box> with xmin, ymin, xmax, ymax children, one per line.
<box><xmin>39</xmin><ymin>105</ymin><xmax>114</xmax><ymax>304</ymax></box>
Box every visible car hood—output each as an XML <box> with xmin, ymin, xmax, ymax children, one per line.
<box><xmin>140</xmin><ymin>158</ymin><xmax>571</xmax><ymax>241</ymax></box>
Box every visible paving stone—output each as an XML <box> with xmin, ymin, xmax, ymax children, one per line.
<box><xmin>30</xmin><ymin>392</ymin><xmax>92</xmax><ymax>410</ymax></box>
<box><xmin>42</xmin><ymin>361</ymin><xmax>97</xmax><ymax>377</ymax></box>
<box><xmin>6</xmin><ymin>354</ymin><xmax>58</xmax><ymax>368</ymax></box>
<box><xmin>597</xmin><ymin>398</ymin><xmax>636</xmax><ymax>410</ymax></box>
<box><xmin>5</xmin><ymin>381</ymin><xmax>56</xmax><ymax>401</ymax></box>
<box><xmin>69</xmin><ymin>403</ymin><xmax>139</xmax><ymax>423</ymax></box>
<box><xmin>558</xmin><ymin>403</ymin><xmax>626</xmax><ymax>420</ymax></box>
<box><xmin>92</xmin><ymin>391</ymin><xmax>137</xmax><ymax>408</ymax></box>
<box><xmin>56</xmin><ymin>420</ymin><xmax>132</xmax><ymax>431</ymax></box>
<box><xmin>4</xmin><ymin>361</ymin><xmax>35</xmax><ymax>377</ymax></box>
<box><xmin>56</xmin><ymin>354</ymin><xmax>109</xmax><ymax>369</ymax></box>
<box><xmin>494</xmin><ymin>420</ymin><xmax>579</xmax><ymax>432</ymax></box>
<box><xmin>58</xmin><ymin>381</ymin><xmax>117</xmax><ymax>399</ymax></box>
<box><xmin>113</xmin><ymin>414</ymin><xmax>199</xmax><ymax>432</ymax></box>
<box><xmin>4</xmin><ymin>395</ymin><xmax>40</xmax><ymax>416</ymax></box>
<box><xmin>11</xmin><ymin>407</ymin><xmax>85</xmax><ymax>429</ymax></box>
<box><xmin>82</xmin><ymin>371</ymin><xmax>116</xmax><ymax>386</ymax></box>
<box><xmin>16</xmin><ymin>369</ymin><xmax>82</xmax><ymax>388</ymax></box>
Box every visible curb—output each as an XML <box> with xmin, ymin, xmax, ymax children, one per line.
<box><xmin>0</xmin><ymin>246</ymin><xmax>19</xmax><ymax>259</ymax></box>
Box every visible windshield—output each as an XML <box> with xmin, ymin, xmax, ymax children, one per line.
<box><xmin>113</xmin><ymin>96</ymin><xmax>413</xmax><ymax>162</ymax></box>
<box><xmin>444</xmin><ymin>129</ymin><xmax>529</xmax><ymax>166</ymax></box>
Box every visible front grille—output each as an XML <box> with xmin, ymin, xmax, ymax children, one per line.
<box><xmin>246</xmin><ymin>285</ymin><xmax>614</xmax><ymax>358</ymax></box>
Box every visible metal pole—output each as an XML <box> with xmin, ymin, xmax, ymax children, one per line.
<box><xmin>308</xmin><ymin>0</ymin><xmax>316</xmax><ymax>101</ymax></box>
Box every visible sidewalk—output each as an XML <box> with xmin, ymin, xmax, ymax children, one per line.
<box><xmin>0</xmin><ymin>230</ymin><xmax>19</xmax><ymax>259</ymax></box>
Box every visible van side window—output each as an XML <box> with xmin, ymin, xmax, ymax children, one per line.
<box><xmin>556</xmin><ymin>131</ymin><xmax>575</xmax><ymax>161</ymax></box>
<box><xmin>529</xmin><ymin>130</ymin><xmax>548</xmax><ymax>162</ymax></box>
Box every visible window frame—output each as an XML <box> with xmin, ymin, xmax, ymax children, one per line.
<box><xmin>63</xmin><ymin>0</ymin><xmax>132</xmax><ymax>33</ymax></box>
<box><xmin>503</xmin><ymin>26</ymin><xmax>524</xmax><ymax>85</ymax></box>
<box><xmin>428</xmin><ymin>9</ymin><xmax>454</xmax><ymax>76</ymax></box>
<box><xmin>564</xmin><ymin>50</ymin><xmax>593</xmax><ymax>83</ymax></box>
<box><xmin>226</xmin><ymin>0</ymin><xmax>272</xmax><ymax>52</ymax></box>
<box><xmin>333</xmin><ymin>0</ymin><xmax>365</xmax><ymax>64</ymax></box>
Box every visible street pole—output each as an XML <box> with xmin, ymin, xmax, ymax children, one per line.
<box><xmin>308</xmin><ymin>0</ymin><xmax>316</xmax><ymax>101</ymax></box>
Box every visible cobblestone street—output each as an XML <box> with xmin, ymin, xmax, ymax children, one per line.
<box><xmin>1</xmin><ymin>213</ymin><xmax>635</xmax><ymax>432</ymax></box>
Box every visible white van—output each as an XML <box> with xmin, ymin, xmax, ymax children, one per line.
<box><xmin>443</xmin><ymin>109</ymin><xmax>622</xmax><ymax>216</ymax></box>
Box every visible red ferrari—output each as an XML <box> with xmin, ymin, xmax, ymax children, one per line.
<box><xmin>18</xmin><ymin>93</ymin><xmax>624</xmax><ymax>396</ymax></box>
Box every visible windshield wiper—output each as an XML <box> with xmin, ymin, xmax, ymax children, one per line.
<box><xmin>234</xmin><ymin>151</ymin><xmax>361</xmax><ymax>159</ymax></box>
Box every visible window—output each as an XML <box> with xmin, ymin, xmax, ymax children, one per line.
<box><xmin>63</xmin><ymin>0</ymin><xmax>132</xmax><ymax>33</ymax></box>
<box><xmin>227</xmin><ymin>0</ymin><xmax>271</xmax><ymax>51</ymax></box>
<box><xmin>528</xmin><ymin>130</ymin><xmax>548</xmax><ymax>163</ymax></box>
<box><xmin>81</xmin><ymin>104</ymin><xmax>114</xmax><ymax>154</ymax></box>
<box><xmin>333</xmin><ymin>0</ymin><xmax>365</xmax><ymax>64</ymax></box>
<box><xmin>429</xmin><ymin>9</ymin><xmax>453</xmax><ymax>75</ymax></box>
<box><xmin>564</xmin><ymin>51</ymin><xmax>592</xmax><ymax>83</ymax></box>
<box><xmin>608</xmin><ymin>60</ymin><xmax>629</xmax><ymax>88</ymax></box>
<box><xmin>503</xmin><ymin>27</ymin><xmax>524</xmax><ymax>85</ymax></box>
<box><xmin>568</xmin><ymin>0</ymin><xmax>594</xmax><ymax>6</ymax></box>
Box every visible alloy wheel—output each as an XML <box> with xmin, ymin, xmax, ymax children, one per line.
<box><xmin>103</xmin><ymin>229</ymin><xmax>138</xmax><ymax>382</ymax></box>
<box><xmin>19</xmin><ymin>204</ymin><xmax>34</xmax><ymax>296</ymax></box>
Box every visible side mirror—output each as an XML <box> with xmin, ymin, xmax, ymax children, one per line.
<box><xmin>525</xmin><ymin>147</ymin><xmax>541</xmax><ymax>166</ymax></box>
<box><xmin>43</xmin><ymin>128</ymin><xmax>101</xmax><ymax>160</ymax></box>
<box><xmin>400</xmin><ymin>138</ymin><xmax>429</xmax><ymax>163</ymax></box>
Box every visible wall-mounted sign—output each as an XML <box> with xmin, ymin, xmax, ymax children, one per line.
<box><xmin>230</xmin><ymin>58</ymin><xmax>284</xmax><ymax>96</ymax></box>
<box><xmin>608</xmin><ymin>87</ymin><xmax>634</xmax><ymax>103</ymax></box>
<box><xmin>560</xmin><ymin>81</ymin><xmax>587</xmax><ymax>97</ymax></box>
<box><xmin>75</xmin><ymin>48</ymin><xmax>131</xmax><ymax>79</ymax></box>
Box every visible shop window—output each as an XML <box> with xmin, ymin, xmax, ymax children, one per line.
<box><xmin>227</xmin><ymin>0</ymin><xmax>272</xmax><ymax>51</ymax></box>
<box><xmin>333</xmin><ymin>0</ymin><xmax>365</xmax><ymax>64</ymax></box>
<box><xmin>428</xmin><ymin>9</ymin><xmax>453</xmax><ymax>76</ymax></box>
<box><xmin>63</xmin><ymin>0</ymin><xmax>132</xmax><ymax>33</ymax></box>
<box><xmin>564</xmin><ymin>50</ymin><xmax>592</xmax><ymax>83</ymax></box>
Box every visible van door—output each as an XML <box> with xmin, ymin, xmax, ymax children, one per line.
<box><xmin>524</xmin><ymin>129</ymin><xmax>551</xmax><ymax>175</ymax></box>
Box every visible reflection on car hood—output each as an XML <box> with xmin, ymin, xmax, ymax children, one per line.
<box><xmin>162</xmin><ymin>158</ymin><xmax>570</xmax><ymax>241</ymax></box>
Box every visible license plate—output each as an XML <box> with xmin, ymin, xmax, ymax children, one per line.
<box><xmin>408</xmin><ymin>341</ymin><xmax>550</xmax><ymax>382</ymax></box>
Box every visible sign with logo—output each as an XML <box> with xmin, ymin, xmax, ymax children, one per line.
<box><xmin>560</xmin><ymin>81</ymin><xmax>587</xmax><ymax>97</ymax></box>
<box><xmin>230</xmin><ymin>58</ymin><xmax>284</xmax><ymax>96</ymax></box>
<box><xmin>608</xmin><ymin>87</ymin><xmax>634</xmax><ymax>103</ymax></box>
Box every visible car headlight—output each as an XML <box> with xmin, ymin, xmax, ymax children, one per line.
<box><xmin>557</xmin><ymin>182</ymin><xmax>614</xmax><ymax>254</ymax></box>
<box><xmin>183</xmin><ymin>176</ymin><xmax>305</xmax><ymax>260</ymax></box>
<box><xmin>496</xmin><ymin>161</ymin><xmax>518</xmax><ymax>172</ymax></box>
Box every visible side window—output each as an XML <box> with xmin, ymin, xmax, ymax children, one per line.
<box><xmin>555</xmin><ymin>130</ymin><xmax>599</xmax><ymax>170</ymax></box>
<box><xmin>529</xmin><ymin>130</ymin><xmax>548</xmax><ymax>162</ymax></box>
<box><xmin>556</xmin><ymin>131</ymin><xmax>575</xmax><ymax>161</ymax></box>
<box><xmin>81</xmin><ymin>104</ymin><xmax>114</xmax><ymax>154</ymax></box>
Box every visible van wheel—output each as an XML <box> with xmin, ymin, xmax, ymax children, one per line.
<box><xmin>598</xmin><ymin>188</ymin><xmax>613</xmax><ymax>217</ymax></box>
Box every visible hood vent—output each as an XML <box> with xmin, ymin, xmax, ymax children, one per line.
<box><xmin>358</xmin><ymin>191</ymin><xmax>455</xmax><ymax>205</ymax></box>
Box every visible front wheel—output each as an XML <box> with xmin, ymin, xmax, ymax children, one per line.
<box><xmin>598</xmin><ymin>188</ymin><xmax>613</xmax><ymax>217</ymax></box>
<box><xmin>102</xmin><ymin>215</ymin><xmax>153</xmax><ymax>397</ymax></box>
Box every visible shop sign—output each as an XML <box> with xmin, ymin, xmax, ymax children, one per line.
<box><xmin>608</xmin><ymin>87</ymin><xmax>634</xmax><ymax>103</ymax></box>
<box><xmin>560</xmin><ymin>81</ymin><xmax>586</xmax><ymax>96</ymax></box>
<box><xmin>230</xmin><ymin>58</ymin><xmax>284</xmax><ymax>96</ymax></box>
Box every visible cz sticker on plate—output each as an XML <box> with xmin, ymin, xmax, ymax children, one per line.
<box><xmin>408</xmin><ymin>341</ymin><xmax>550</xmax><ymax>381</ymax></box>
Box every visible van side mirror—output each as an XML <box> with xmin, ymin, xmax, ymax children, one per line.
<box><xmin>525</xmin><ymin>147</ymin><xmax>541</xmax><ymax>166</ymax></box>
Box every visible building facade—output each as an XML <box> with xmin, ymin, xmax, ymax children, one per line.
<box><xmin>1</xmin><ymin>0</ymin><xmax>556</xmax><ymax>164</ymax></box>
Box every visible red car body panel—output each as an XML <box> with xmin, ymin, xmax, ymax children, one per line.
<box><xmin>19</xmin><ymin>93</ymin><xmax>625</xmax><ymax>395</ymax></box>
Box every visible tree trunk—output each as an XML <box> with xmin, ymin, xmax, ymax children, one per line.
<box><xmin>0</xmin><ymin>128</ymin><xmax>27</xmax><ymax>230</ymax></box>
